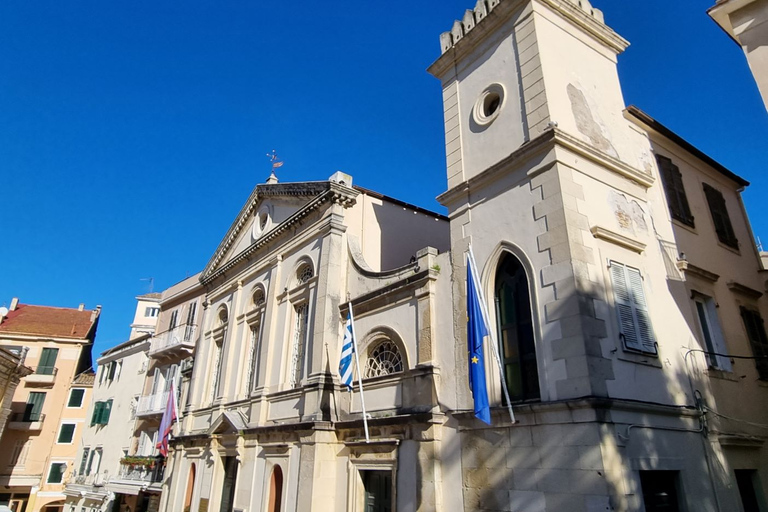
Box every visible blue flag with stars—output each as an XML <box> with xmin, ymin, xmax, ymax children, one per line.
<box><xmin>467</xmin><ymin>253</ymin><xmax>491</xmax><ymax>425</ymax></box>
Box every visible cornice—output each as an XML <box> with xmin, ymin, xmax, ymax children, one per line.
<box><xmin>590</xmin><ymin>226</ymin><xmax>646</xmax><ymax>253</ymax></box>
<box><xmin>437</xmin><ymin>127</ymin><xmax>653</xmax><ymax>208</ymax></box>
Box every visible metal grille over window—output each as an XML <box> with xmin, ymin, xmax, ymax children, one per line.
<box><xmin>365</xmin><ymin>340</ymin><xmax>404</xmax><ymax>378</ymax></box>
<box><xmin>290</xmin><ymin>304</ymin><xmax>309</xmax><ymax>388</ymax></box>
<box><xmin>297</xmin><ymin>264</ymin><xmax>313</xmax><ymax>284</ymax></box>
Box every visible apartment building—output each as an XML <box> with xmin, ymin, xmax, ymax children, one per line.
<box><xmin>0</xmin><ymin>299</ymin><xmax>99</xmax><ymax>512</ymax></box>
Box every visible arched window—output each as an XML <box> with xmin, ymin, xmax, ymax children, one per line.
<box><xmin>252</xmin><ymin>286</ymin><xmax>266</xmax><ymax>307</ymax></box>
<box><xmin>183</xmin><ymin>464</ymin><xmax>196</xmax><ymax>512</ymax></box>
<box><xmin>296</xmin><ymin>262</ymin><xmax>314</xmax><ymax>285</ymax></box>
<box><xmin>267</xmin><ymin>465</ymin><xmax>283</xmax><ymax>512</ymax></box>
<box><xmin>217</xmin><ymin>306</ymin><xmax>229</xmax><ymax>327</ymax></box>
<box><xmin>494</xmin><ymin>253</ymin><xmax>539</xmax><ymax>402</ymax></box>
<box><xmin>364</xmin><ymin>339</ymin><xmax>404</xmax><ymax>378</ymax></box>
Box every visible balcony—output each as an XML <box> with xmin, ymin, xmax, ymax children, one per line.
<box><xmin>7</xmin><ymin>412</ymin><xmax>45</xmax><ymax>430</ymax></box>
<box><xmin>148</xmin><ymin>325</ymin><xmax>197</xmax><ymax>358</ymax></box>
<box><xmin>117</xmin><ymin>458</ymin><xmax>165</xmax><ymax>483</ymax></box>
<box><xmin>136</xmin><ymin>391</ymin><xmax>169</xmax><ymax>417</ymax></box>
<box><xmin>25</xmin><ymin>366</ymin><xmax>57</xmax><ymax>385</ymax></box>
<box><xmin>72</xmin><ymin>472</ymin><xmax>107</xmax><ymax>487</ymax></box>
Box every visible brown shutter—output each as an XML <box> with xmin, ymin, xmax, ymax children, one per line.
<box><xmin>703</xmin><ymin>184</ymin><xmax>738</xmax><ymax>249</ymax></box>
<box><xmin>657</xmin><ymin>155</ymin><xmax>694</xmax><ymax>227</ymax></box>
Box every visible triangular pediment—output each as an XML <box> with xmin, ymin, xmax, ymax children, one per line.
<box><xmin>208</xmin><ymin>410</ymin><xmax>248</xmax><ymax>435</ymax></box>
<box><xmin>201</xmin><ymin>181</ymin><xmax>358</xmax><ymax>284</ymax></box>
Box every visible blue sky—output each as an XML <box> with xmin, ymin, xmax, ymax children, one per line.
<box><xmin>1</xmin><ymin>0</ymin><xmax>766</xmax><ymax>361</ymax></box>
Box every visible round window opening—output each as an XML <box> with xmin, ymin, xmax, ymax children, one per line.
<box><xmin>252</xmin><ymin>207</ymin><xmax>271</xmax><ymax>240</ymax></box>
<box><xmin>473</xmin><ymin>84</ymin><xmax>505</xmax><ymax>126</ymax></box>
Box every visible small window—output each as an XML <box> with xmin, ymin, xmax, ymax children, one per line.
<box><xmin>68</xmin><ymin>388</ymin><xmax>85</xmax><ymax>408</ymax></box>
<box><xmin>78</xmin><ymin>448</ymin><xmax>90</xmax><ymax>475</ymax></box>
<box><xmin>253</xmin><ymin>287</ymin><xmax>266</xmax><ymax>307</ymax></box>
<box><xmin>24</xmin><ymin>392</ymin><xmax>46</xmax><ymax>422</ymax></box>
<box><xmin>145</xmin><ymin>307</ymin><xmax>160</xmax><ymax>317</ymax></box>
<box><xmin>297</xmin><ymin>263</ymin><xmax>314</xmax><ymax>285</ymax></box>
<box><xmin>364</xmin><ymin>340</ymin><xmax>404</xmax><ymax>378</ymax></box>
<box><xmin>656</xmin><ymin>155</ymin><xmax>694</xmax><ymax>227</ymax></box>
<box><xmin>57</xmin><ymin>424</ymin><xmax>76</xmax><ymax>444</ymax></box>
<box><xmin>740</xmin><ymin>307</ymin><xmax>768</xmax><ymax>380</ymax></box>
<box><xmin>640</xmin><ymin>471</ymin><xmax>681</xmax><ymax>512</ymax></box>
<box><xmin>186</xmin><ymin>302</ymin><xmax>197</xmax><ymax>326</ymax></box>
<box><xmin>610</xmin><ymin>261</ymin><xmax>657</xmax><ymax>354</ymax></box>
<box><xmin>169</xmin><ymin>310</ymin><xmax>179</xmax><ymax>330</ymax></box>
<box><xmin>703</xmin><ymin>183</ymin><xmax>738</xmax><ymax>249</ymax></box>
<box><xmin>47</xmin><ymin>462</ymin><xmax>67</xmax><ymax>484</ymax></box>
<box><xmin>217</xmin><ymin>306</ymin><xmax>229</xmax><ymax>327</ymax></box>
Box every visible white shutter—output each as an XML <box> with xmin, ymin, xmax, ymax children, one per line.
<box><xmin>611</xmin><ymin>262</ymin><xmax>643</xmax><ymax>351</ymax></box>
<box><xmin>611</xmin><ymin>262</ymin><xmax>656</xmax><ymax>353</ymax></box>
<box><xmin>626</xmin><ymin>266</ymin><xmax>657</xmax><ymax>354</ymax></box>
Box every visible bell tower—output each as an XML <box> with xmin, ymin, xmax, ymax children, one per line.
<box><xmin>430</xmin><ymin>0</ymin><xmax>659</xmax><ymax>402</ymax></box>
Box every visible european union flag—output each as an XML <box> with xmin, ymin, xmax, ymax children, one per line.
<box><xmin>467</xmin><ymin>253</ymin><xmax>491</xmax><ymax>425</ymax></box>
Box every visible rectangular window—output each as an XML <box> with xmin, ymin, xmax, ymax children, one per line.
<box><xmin>694</xmin><ymin>295</ymin><xmax>731</xmax><ymax>371</ymax></box>
<box><xmin>86</xmin><ymin>449</ymin><xmax>101</xmax><ymax>476</ymax></box>
<box><xmin>68</xmin><ymin>388</ymin><xmax>85</xmax><ymax>408</ymax></box>
<box><xmin>57</xmin><ymin>423</ymin><xmax>76</xmax><ymax>444</ymax></box>
<box><xmin>361</xmin><ymin>470</ymin><xmax>393</xmax><ymax>512</ymax></box>
<box><xmin>247</xmin><ymin>323</ymin><xmax>262</xmax><ymax>392</ymax></box>
<box><xmin>24</xmin><ymin>392</ymin><xmax>46</xmax><ymax>421</ymax></box>
<box><xmin>211</xmin><ymin>327</ymin><xmax>227</xmax><ymax>401</ymax></box>
<box><xmin>740</xmin><ymin>307</ymin><xmax>768</xmax><ymax>380</ymax></box>
<box><xmin>9</xmin><ymin>440</ymin><xmax>30</xmax><ymax>467</ymax></box>
<box><xmin>169</xmin><ymin>310</ymin><xmax>179</xmax><ymax>330</ymax></box>
<box><xmin>78</xmin><ymin>448</ymin><xmax>90</xmax><ymax>475</ymax></box>
<box><xmin>145</xmin><ymin>307</ymin><xmax>159</xmax><ymax>317</ymax></box>
<box><xmin>186</xmin><ymin>302</ymin><xmax>197</xmax><ymax>326</ymax></box>
<box><xmin>37</xmin><ymin>348</ymin><xmax>59</xmax><ymax>376</ymax></box>
<box><xmin>610</xmin><ymin>262</ymin><xmax>657</xmax><ymax>354</ymax></box>
<box><xmin>703</xmin><ymin>183</ymin><xmax>738</xmax><ymax>249</ymax></box>
<box><xmin>47</xmin><ymin>463</ymin><xmax>67</xmax><ymax>484</ymax></box>
<box><xmin>657</xmin><ymin>155</ymin><xmax>694</xmax><ymax>227</ymax></box>
<box><xmin>640</xmin><ymin>471</ymin><xmax>681</xmax><ymax>512</ymax></box>
<box><xmin>290</xmin><ymin>304</ymin><xmax>309</xmax><ymax>388</ymax></box>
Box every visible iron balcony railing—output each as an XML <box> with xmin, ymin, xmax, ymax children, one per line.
<box><xmin>33</xmin><ymin>366</ymin><xmax>58</xmax><ymax>376</ymax></box>
<box><xmin>118</xmin><ymin>460</ymin><xmax>165</xmax><ymax>483</ymax></box>
<box><xmin>148</xmin><ymin>324</ymin><xmax>197</xmax><ymax>356</ymax></box>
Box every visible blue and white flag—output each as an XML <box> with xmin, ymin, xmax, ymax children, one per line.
<box><xmin>339</xmin><ymin>312</ymin><xmax>355</xmax><ymax>390</ymax></box>
<box><xmin>467</xmin><ymin>251</ymin><xmax>492</xmax><ymax>425</ymax></box>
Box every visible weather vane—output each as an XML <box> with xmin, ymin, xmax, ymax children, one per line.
<box><xmin>266</xmin><ymin>150</ymin><xmax>283</xmax><ymax>183</ymax></box>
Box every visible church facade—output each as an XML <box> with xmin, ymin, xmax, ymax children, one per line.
<box><xmin>159</xmin><ymin>1</ymin><xmax>768</xmax><ymax>511</ymax></box>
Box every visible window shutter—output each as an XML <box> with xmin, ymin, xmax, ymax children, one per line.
<box><xmin>657</xmin><ymin>156</ymin><xmax>694</xmax><ymax>226</ymax></box>
<box><xmin>611</xmin><ymin>263</ymin><xmax>643</xmax><ymax>351</ymax></box>
<box><xmin>26</xmin><ymin>392</ymin><xmax>46</xmax><ymax>421</ymax></box>
<box><xmin>626</xmin><ymin>266</ymin><xmax>657</xmax><ymax>353</ymax></box>
<box><xmin>611</xmin><ymin>262</ymin><xmax>656</xmax><ymax>353</ymax></box>
<box><xmin>91</xmin><ymin>402</ymin><xmax>103</xmax><ymax>425</ymax></box>
<box><xmin>38</xmin><ymin>348</ymin><xmax>59</xmax><ymax>375</ymax></box>
<box><xmin>703</xmin><ymin>184</ymin><xmax>738</xmax><ymax>249</ymax></box>
<box><xmin>740</xmin><ymin>307</ymin><xmax>768</xmax><ymax>380</ymax></box>
<box><xmin>58</xmin><ymin>424</ymin><xmax>76</xmax><ymax>443</ymax></box>
<box><xmin>102</xmin><ymin>400</ymin><xmax>113</xmax><ymax>424</ymax></box>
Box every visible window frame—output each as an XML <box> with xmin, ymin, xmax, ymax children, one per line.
<box><xmin>67</xmin><ymin>388</ymin><xmax>86</xmax><ymax>408</ymax></box>
<box><xmin>57</xmin><ymin>423</ymin><xmax>77</xmax><ymax>445</ymax></box>
<box><xmin>739</xmin><ymin>306</ymin><xmax>768</xmax><ymax>380</ymax></box>
<box><xmin>37</xmin><ymin>348</ymin><xmax>59</xmax><ymax>376</ymax></box>
<box><xmin>692</xmin><ymin>294</ymin><xmax>731</xmax><ymax>371</ymax></box>
<box><xmin>47</xmin><ymin>462</ymin><xmax>68</xmax><ymax>484</ymax></box>
<box><xmin>24</xmin><ymin>392</ymin><xmax>46</xmax><ymax>422</ymax></box>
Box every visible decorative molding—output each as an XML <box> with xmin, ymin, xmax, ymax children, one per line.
<box><xmin>727</xmin><ymin>280</ymin><xmax>763</xmax><ymax>299</ymax></box>
<box><xmin>590</xmin><ymin>226</ymin><xmax>646</xmax><ymax>253</ymax></box>
<box><xmin>676</xmin><ymin>261</ymin><xmax>720</xmax><ymax>283</ymax></box>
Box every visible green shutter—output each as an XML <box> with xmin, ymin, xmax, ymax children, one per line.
<box><xmin>37</xmin><ymin>348</ymin><xmax>58</xmax><ymax>375</ymax></box>
<box><xmin>91</xmin><ymin>402</ymin><xmax>103</xmax><ymax>426</ymax></box>
<box><xmin>68</xmin><ymin>389</ymin><xmax>85</xmax><ymax>408</ymax></box>
<box><xmin>102</xmin><ymin>400</ymin><xmax>112</xmax><ymax>424</ymax></box>
<box><xmin>25</xmin><ymin>392</ymin><xmax>46</xmax><ymax>421</ymax></box>
<box><xmin>58</xmin><ymin>424</ymin><xmax>76</xmax><ymax>444</ymax></box>
<box><xmin>47</xmin><ymin>463</ymin><xmax>65</xmax><ymax>483</ymax></box>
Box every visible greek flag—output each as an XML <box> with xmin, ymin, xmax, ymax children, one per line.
<box><xmin>339</xmin><ymin>312</ymin><xmax>355</xmax><ymax>390</ymax></box>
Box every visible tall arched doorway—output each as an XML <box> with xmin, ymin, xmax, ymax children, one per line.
<box><xmin>183</xmin><ymin>464</ymin><xmax>196</xmax><ymax>512</ymax></box>
<box><xmin>267</xmin><ymin>465</ymin><xmax>283</xmax><ymax>512</ymax></box>
<box><xmin>494</xmin><ymin>252</ymin><xmax>540</xmax><ymax>402</ymax></box>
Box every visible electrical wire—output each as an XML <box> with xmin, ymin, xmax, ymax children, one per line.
<box><xmin>703</xmin><ymin>405</ymin><xmax>768</xmax><ymax>430</ymax></box>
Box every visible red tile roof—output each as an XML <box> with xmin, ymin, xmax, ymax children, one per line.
<box><xmin>0</xmin><ymin>304</ymin><xmax>99</xmax><ymax>340</ymax></box>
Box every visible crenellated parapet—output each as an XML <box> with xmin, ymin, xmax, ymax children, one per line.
<box><xmin>439</xmin><ymin>0</ymin><xmax>604</xmax><ymax>54</ymax></box>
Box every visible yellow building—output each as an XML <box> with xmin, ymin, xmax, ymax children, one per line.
<box><xmin>0</xmin><ymin>298</ymin><xmax>99</xmax><ymax>512</ymax></box>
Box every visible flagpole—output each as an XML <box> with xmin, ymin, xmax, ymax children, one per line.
<box><xmin>348</xmin><ymin>302</ymin><xmax>370</xmax><ymax>443</ymax></box>
<box><xmin>467</xmin><ymin>247</ymin><xmax>516</xmax><ymax>424</ymax></box>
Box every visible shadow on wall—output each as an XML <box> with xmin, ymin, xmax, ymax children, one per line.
<box><xmin>370</xmin><ymin>202</ymin><xmax>448</xmax><ymax>271</ymax></box>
